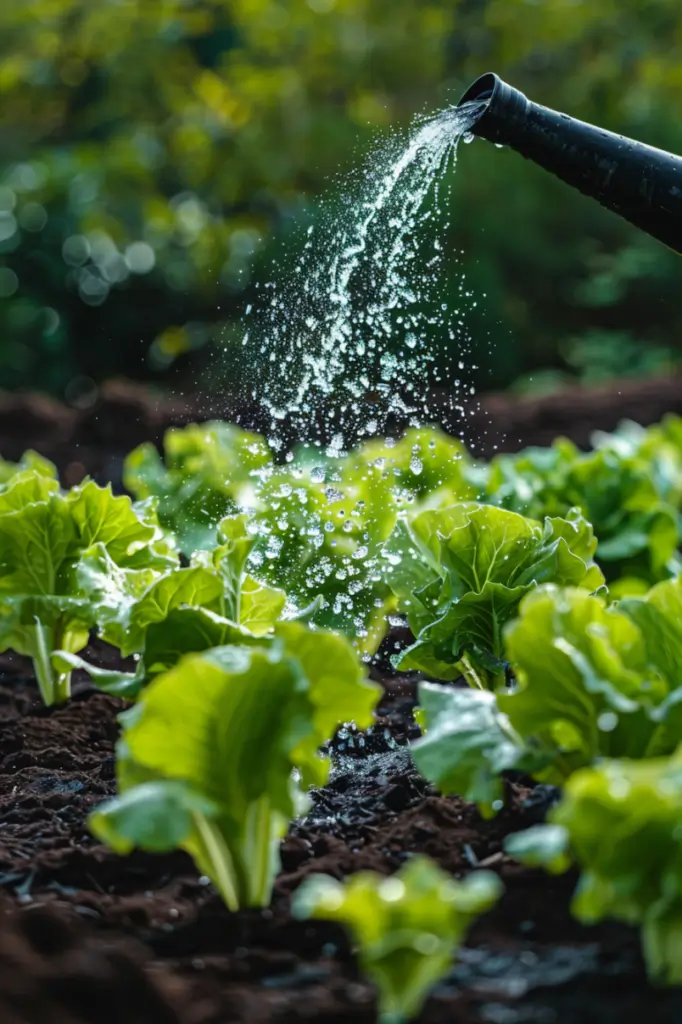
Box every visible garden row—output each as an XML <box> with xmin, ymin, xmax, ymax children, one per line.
<box><xmin>2</xmin><ymin>413</ymin><xmax>682</xmax><ymax>1021</ymax></box>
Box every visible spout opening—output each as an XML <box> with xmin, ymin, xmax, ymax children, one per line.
<box><xmin>456</xmin><ymin>72</ymin><xmax>529</xmax><ymax>144</ymax></box>
<box><xmin>457</xmin><ymin>72</ymin><xmax>499</xmax><ymax>109</ymax></box>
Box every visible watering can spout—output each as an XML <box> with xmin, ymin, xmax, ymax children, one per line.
<box><xmin>457</xmin><ymin>72</ymin><xmax>682</xmax><ymax>254</ymax></box>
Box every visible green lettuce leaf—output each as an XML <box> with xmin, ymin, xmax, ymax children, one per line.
<box><xmin>386</xmin><ymin>503</ymin><xmax>603</xmax><ymax>688</ymax></box>
<box><xmin>192</xmin><ymin>513</ymin><xmax>286</xmax><ymax>632</ymax></box>
<box><xmin>250</xmin><ymin>455</ymin><xmax>397</xmax><ymax>650</ymax></box>
<box><xmin>593</xmin><ymin>415</ymin><xmax>682</xmax><ymax>510</ymax></box>
<box><xmin>500</xmin><ymin>586</ymin><xmax>674</xmax><ymax>778</ymax></box>
<box><xmin>620</xmin><ymin>576</ymin><xmax>682</xmax><ymax>689</ymax></box>
<box><xmin>411</xmin><ymin>682</ymin><xmax>544</xmax><ymax>817</ymax></box>
<box><xmin>508</xmin><ymin>751</ymin><xmax>682</xmax><ymax>985</ymax></box>
<box><xmin>484</xmin><ymin>436</ymin><xmax>682</xmax><ymax>586</ymax></box>
<box><xmin>92</xmin><ymin>645</ymin><xmax>313</xmax><ymax>909</ymax></box>
<box><xmin>77</xmin><ymin>545</ymin><xmax>222</xmax><ymax>655</ymax></box>
<box><xmin>52</xmin><ymin>650</ymin><xmax>144</xmax><ymax>700</ymax></box>
<box><xmin>272</xmin><ymin>620</ymin><xmax>380</xmax><ymax>787</ymax></box>
<box><xmin>0</xmin><ymin>473</ymin><xmax>174</xmax><ymax>704</ymax></box>
<box><xmin>293</xmin><ymin>856</ymin><xmax>502</xmax><ymax>1023</ymax></box>
<box><xmin>351</xmin><ymin>426</ymin><xmax>478</xmax><ymax>507</ymax></box>
<box><xmin>503</xmin><ymin>824</ymin><xmax>572</xmax><ymax>874</ymax></box>
<box><xmin>91</xmin><ymin>635</ymin><xmax>379</xmax><ymax>910</ymax></box>
<box><xmin>70</xmin><ymin>512</ymin><xmax>288</xmax><ymax>693</ymax></box>
<box><xmin>0</xmin><ymin>450</ymin><xmax>56</xmax><ymax>487</ymax></box>
<box><xmin>141</xmin><ymin>607</ymin><xmax>249</xmax><ymax>680</ymax></box>
<box><xmin>124</xmin><ymin>421</ymin><xmax>272</xmax><ymax>554</ymax></box>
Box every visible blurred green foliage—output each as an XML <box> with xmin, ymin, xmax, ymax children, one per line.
<box><xmin>1</xmin><ymin>0</ymin><xmax>682</xmax><ymax>397</ymax></box>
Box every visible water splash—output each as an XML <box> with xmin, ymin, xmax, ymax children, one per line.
<box><xmin>238</xmin><ymin>100</ymin><xmax>484</xmax><ymax>450</ymax></box>
<box><xmin>228</xmin><ymin>100</ymin><xmax>486</xmax><ymax>644</ymax></box>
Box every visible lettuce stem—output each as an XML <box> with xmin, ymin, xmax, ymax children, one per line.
<box><xmin>33</xmin><ymin>619</ymin><xmax>72</xmax><ymax>706</ymax></box>
<box><xmin>191</xmin><ymin>812</ymin><xmax>241</xmax><ymax>912</ymax></box>
<box><xmin>190</xmin><ymin>800</ymin><xmax>283</xmax><ymax>911</ymax></box>
<box><xmin>244</xmin><ymin>796</ymin><xmax>281</xmax><ymax>906</ymax></box>
<box><xmin>460</xmin><ymin>653</ymin><xmax>486</xmax><ymax>691</ymax></box>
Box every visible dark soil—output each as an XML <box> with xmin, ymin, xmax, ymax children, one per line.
<box><xmin>2</xmin><ymin>376</ymin><xmax>682</xmax><ymax>1022</ymax></box>
<box><xmin>1</xmin><ymin>644</ymin><xmax>682</xmax><ymax>1024</ymax></box>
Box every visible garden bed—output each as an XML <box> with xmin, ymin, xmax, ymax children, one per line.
<box><xmin>1</xmin><ymin>643</ymin><xmax>681</xmax><ymax>1024</ymax></box>
<box><xmin>2</xmin><ymin>377</ymin><xmax>682</xmax><ymax>1024</ymax></box>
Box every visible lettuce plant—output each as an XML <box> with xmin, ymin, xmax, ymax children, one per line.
<box><xmin>56</xmin><ymin>514</ymin><xmax>286</xmax><ymax>698</ymax></box>
<box><xmin>90</xmin><ymin>630</ymin><xmax>380</xmax><ymax>909</ymax></box>
<box><xmin>350</xmin><ymin>426</ymin><xmax>478</xmax><ymax>507</ymax></box>
<box><xmin>126</xmin><ymin>421</ymin><xmax>399</xmax><ymax>646</ymax></box>
<box><xmin>251</xmin><ymin>454</ymin><xmax>397</xmax><ymax>649</ymax></box>
<box><xmin>124</xmin><ymin>421</ymin><xmax>272</xmax><ymax>554</ymax></box>
<box><xmin>499</xmin><ymin>585</ymin><xmax>678</xmax><ymax>777</ymax></box>
<box><xmin>412</xmin><ymin>581</ymin><xmax>682</xmax><ymax>813</ymax></box>
<box><xmin>505</xmin><ymin>750</ymin><xmax>682</xmax><ymax>985</ymax></box>
<box><xmin>0</xmin><ymin>472</ymin><xmax>174</xmax><ymax>705</ymax></box>
<box><xmin>484</xmin><ymin>437</ymin><xmax>682</xmax><ymax>589</ymax></box>
<box><xmin>293</xmin><ymin>857</ymin><xmax>502</xmax><ymax>1023</ymax></box>
<box><xmin>386</xmin><ymin>503</ymin><xmax>603</xmax><ymax>689</ymax></box>
<box><xmin>593</xmin><ymin>415</ymin><xmax>682</xmax><ymax>511</ymax></box>
<box><xmin>619</xmin><ymin>575</ymin><xmax>682</xmax><ymax>689</ymax></box>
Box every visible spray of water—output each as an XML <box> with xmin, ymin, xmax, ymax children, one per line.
<box><xmin>237</xmin><ymin>100</ymin><xmax>484</xmax><ymax>452</ymax></box>
<box><xmin>222</xmin><ymin>100</ymin><xmax>487</xmax><ymax>644</ymax></box>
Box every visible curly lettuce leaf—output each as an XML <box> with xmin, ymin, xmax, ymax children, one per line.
<box><xmin>593</xmin><ymin>415</ymin><xmax>682</xmax><ymax>510</ymax></box>
<box><xmin>508</xmin><ymin>751</ymin><xmax>682</xmax><ymax>986</ymax></box>
<box><xmin>124</xmin><ymin>421</ymin><xmax>272</xmax><ymax>554</ymax></box>
<box><xmin>0</xmin><ymin>450</ymin><xmax>56</xmax><ymax>487</ymax></box>
<box><xmin>482</xmin><ymin>439</ymin><xmax>578</xmax><ymax>521</ymax></box>
<box><xmin>500</xmin><ymin>586</ymin><xmax>674</xmax><ymax>778</ymax></box>
<box><xmin>485</xmin><ymin>437</ymin><xmax>682</xmax><ymax>586</ymax></box>
<box><xmin>620</xmin><ymin>576</ymin><xmax>682</xmax><ymax>689</ymax></box>
<box><xmin>386</xmin><ymin>503</ymin><xmax>603</xmax><ymax>687</ymax></box>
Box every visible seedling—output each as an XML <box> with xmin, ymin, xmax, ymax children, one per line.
<box><xmin>90</xmin><ymin>628</ymin><xmax>380</xmax><ymax>909</ymax></box>
<box><xmin>293</xmin><ymin>856</ymin><xmax>503</xmax><ymax>1023</ymax></box>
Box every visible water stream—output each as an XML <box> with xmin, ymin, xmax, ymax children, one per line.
<box><xmin>231</xmin><ymin>99</ymin><xmax>486</xmax><ymax>637</ymax></box>
<box><xmin>237</xmin><ymin>99</ymin><xmax>484</xmax><ymax>452</ymax></box>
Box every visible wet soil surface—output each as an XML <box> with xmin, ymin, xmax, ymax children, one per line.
<box><xmin>2</xmin><ymin>644</ymin><xmax>682</xmax><ymax>1024</ymax></box>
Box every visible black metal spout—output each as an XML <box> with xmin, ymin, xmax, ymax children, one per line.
<box><xmin>457</xmin><ymin>72</ymin><xmax>682</xmax><ymax>254</ymax></box>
